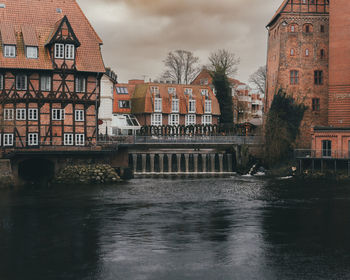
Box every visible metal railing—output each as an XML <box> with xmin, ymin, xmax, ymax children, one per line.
<box><xmin>295</xmin><ymin>149</ymin><xmax>350</xmax><ymax>159</ymax></box>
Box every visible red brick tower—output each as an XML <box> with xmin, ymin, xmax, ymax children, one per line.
<box><xmin>266</xmin><ymin>0</ymin><xmax>329</xmax><ymax>148</ymax></box>
<box><xmin>328</xmin><ymin>0</ymin><xmax>350</xmax><ymax>126</ymax></box>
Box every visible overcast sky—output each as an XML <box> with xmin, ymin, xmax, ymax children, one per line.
<box><xmin>77</xmin><ymin>0</ymin><xmax>282</xmax><ymax>84</ymax></box>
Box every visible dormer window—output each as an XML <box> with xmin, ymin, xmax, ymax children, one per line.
<box><xmin>201</xmin><ymin>89</ymin><xmax>209</xmax><ymax>96</ymax></box>
<box><xmin>151</xmin><ymin>86</ymin><xmax>159</xmax><ymax>95</ymax></box>
<box><xmin>26</xmin><ymin>46</ymin><xmax>38</xmax><ymax>59</ymax></box>
<box><xmin>4</xmin><ymin>45</ymin><xmax>16</xmax><ymax>58</ymax></box>
<box><xmin>55</xmin><ymin>43</ymin><xmax>64</xmax><ymax>58</ymax></box>
<box><xmin>65</xmin><ymin>44</ymin><xmax>75</xmax><ymax>59</ymax></box>
<box><xmin>154</xmin><ymin>98</ymin><xmax>162</xmax><ymax>112</ymax></box>
<box><xmin>184</xmin><ymin>88</ymin><xmax>192</xmax><ymax>95</ymax></box>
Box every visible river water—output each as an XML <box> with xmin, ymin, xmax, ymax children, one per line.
<box><xmin>1</xmin><ymin>177</ymin><xmax>350</xmax><ymax>279</ymax></box>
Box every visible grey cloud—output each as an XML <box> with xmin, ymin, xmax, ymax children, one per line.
<box><xmin>77</xmin><ymin>0</ymin><xmax>283</xmax><ymax>83</ymax></box>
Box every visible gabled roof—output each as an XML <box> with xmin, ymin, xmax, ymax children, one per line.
<box><xmin>267</xmin><ymin>0</ymin><xmax>288</xmax><ymax>28</ymax></box>
<box><xmin>45</xmin><ymin>16</ymin><xmax>81</xmax><ymax>47</ymax></box>
<box><xmin>0</xmin><ymin>0</ymin><xmax>105</xmax><ymax>72</ymax></box>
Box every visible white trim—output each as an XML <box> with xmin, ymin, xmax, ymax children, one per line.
<box><xmin>26</xmin><ymin>46</ymin><xmax>38</xmax><ymax>59</ymax></box>
<box><xmin>4</xmin><ymin>45</ymin><xmax>16</xmax><ymax>58</ymax></box>
<box><xmin>204</xmin><ymin>100</ymin><xmax>212</xmax><ymax>114</ymax></box>
<box><xmin>75</xmin><ymin>134</ymin><xmax>85</xmax><ymax>146</ymax></box>
<box><xmin>185</xmin><ymin>114</ymin><xmax>196</xmax><ymax>126</ymax></box>
<box><xmin>16</xmin><ymin>75</ymin><xmax>27</xmax><ymax>90</ymax></box>
<box><xmin>202</xmin><ymin>115</ymin><xmax>212</xmax><ymax>125</ymax></box>
<box><xmin>40</xmin><ymin>75</ymin><xmax>51</xmax><ymax>91</ymax></box>
<box><xmin>169</xmin><ymin>114</ymin><xmax>179</xmax><ymax>126</ymax></box>
<box><xmin>28</xmin><ymin>109</ymin><xmax>38</xmax><ymax>121</ymax></box>
<box><xmin>54</xmin><ymin>43</ymin><xmax>64</xmax><ymax>59</ymax></box>
<box><xmin>64</xmin><ymin>134</ymin><xmax>74</xmax><ymax>146</ymax></box>
<box><xmin>189</xmin><ymin>100</ymin><xmax>196</xmax><ymax>113</ymax></box>
<box><xmin>171</xmin><ymin>98</ymin><xmax>179</xmax><ymax>113</ymax></box>
<box><xmin>154</xmin><ymin>98</ymin><xmax>162</xmax><ymax>112</ymax></box>
<box><xmin>16</xmin><ymin>109</ymin><xmax>26</xmax><ymax>120</ymax></box>
<box><xmin>75</xmin><ymin>110</ymin><xmax>84</xmax><ymax>122</ymax></box>
<box><xmin>28</xmin><ymin>133</ymin><xmax>38</xmax><ymax>146</ymax></box>
<box><xmin>52</xmin><ymin>109</ymin><xmax>65</xmax><ymax>120</ymax></box>
<box><xmin>151</xmin><ymin>113</ymin><xmax>162</xmax><ymax>126</ymax></box>
<box><xmin>3</xmin><ymin>134</ymin><xmax>14</xmax><ymax>146</ymax></box>
<box><xmin>75</xmin><ymin>77</ymin><xmax>86</xmax><ymax>92</ymax></box>
<box><xmin>4</xmin><ymin>109</ymin><xmax>14</xmax><ymax>120</ymax></box>
<box><xmin>65</xmin><ymin>44</ymin><xmax>75</xmax><ymax>59</ymax></box>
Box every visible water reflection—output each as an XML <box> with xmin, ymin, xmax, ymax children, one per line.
<box><xmin>1</xmin><ymin>178</ymin><xmax>350</xmax><ymax>279</ymax></box>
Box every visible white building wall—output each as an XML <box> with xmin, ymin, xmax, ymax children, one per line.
<box><xmin>98</xmin><ymin>74</ymin><xmax>114</xmax><ymax>135</ymax></box>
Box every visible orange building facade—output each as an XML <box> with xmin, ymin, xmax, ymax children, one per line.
<box><xmin>0</xmin><ymin>0</ymin><xmax>105</xmax><ymax>151</ymax></box>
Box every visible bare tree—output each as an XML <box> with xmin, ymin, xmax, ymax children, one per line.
<box><xmin>161</xmin><ymin>50</ymin><xmax>200</xmax><ymax>84</ymax></box>
<box><xmin>249</xmin><ymin>65</ymin><xmax>266</xmax><ymax>95</ymax></box>
<box><xmin>208</xmin><ymin>49</ymin><xmax>240</xmax><ymax>76</ymax></box>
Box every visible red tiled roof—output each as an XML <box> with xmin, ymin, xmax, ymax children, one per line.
<box><xmin>21</xmin><ymin>25</ymin><xmax>38</xmax><ymax>46</ymax></box>
<box><xmin>131</xmin><ymin>83</ymin><xmax>221</xmax><ymax>116</ymax></box>
<box><xmin>0</xmin><ymin>23</ymin><xmax>16</xmax><ymax>45</ymax></box>
<box><xmin>113</xmin><ymin>83</ymin><xmax>136</xmax><ymax>114</ymax></box>
<box><xmin>0</xmin><ymin>0</ymin><xmax>105</xmax><ymax>72</ymax></box>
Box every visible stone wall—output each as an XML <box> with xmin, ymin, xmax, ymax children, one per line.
<box><xmin>0</xmin><ymin>159</ymin><xmax>14</xmax><ymax>188</ymax></box>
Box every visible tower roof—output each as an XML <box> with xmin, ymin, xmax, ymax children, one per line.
<box><xmin>267</xmin><ymin>0</ymin><xmax>288</xmax><ymax>28</ymax></box>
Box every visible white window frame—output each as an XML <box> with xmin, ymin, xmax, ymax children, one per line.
<box><xmin>189</xmin><ymin>100</ymin><xmax>196</xmax><ymax>113</ymax></box>
<box><xmin>28</xmin><ymin>108</ymin><xmax>38</xmax><ymax>121</ymax></box>
<box><xmin>75</xmin><ymin>134</ymin><xmax>85</xmax><ymax>146</ymax></box>
<box><xmin>28</xmin><ymin>133</ymin><xmax>38</xmax><ymax>146</ymax></box>
<box><xmin>4</xmin><ymin>109</ymin><xmax>14</xmax><ymax>120</ymax></box>
<box><xmin>205</xmin><ymin>100</ymin><xmax>212</xmax><ymax>114</ymax></box>
<box><xmin>75</xmin><ymin>110</ymin><xmax>84</xmax><ymax>122</ymax></box>
<box><xmin>184</xmin><ymin>88</ymin><xmax>192</xmax><ymax>95</ymax></box>
<box><xmin>54</xmin><ymin>43</ymin><xmax>64</xmax><ymax>59</ymax></box>
<box><xmin>0</xmin><ymin>74</ymin><xmax>3</xmax><ymax>90</ymax></box>
<box><xmin>186</xmin><ymin>114</ymin><xmax>196</xmax><ymax>126</ymax></box>
<box><xmin>168</xmin><ymin>87</ymin><xmax>176</xmax><ymax>94</ymax></box>
<box><xmin>52</xmin><ymin>109</ymin><xmax>65</xmax><ymax>121</ymax></box>
<box><xmin>16</xmin><ymin>74</ymin><xmax>27</xmax><ymax>90</ymax></box>
<box><xmin>75</xmin><ymin>77</ymin><xmax>86</xmax><ymax>93</ymax></box>
<box><xmin>16</xmin><ymin>109</ymin><xmax>26</xmax><ymax>120</ymax></box>
<box><xmin>65</xmin><ymin>44</ymin><xmax>75</xmax><ymax>59</ymax></box>
<box><xmin>26</xmin><ymin>46</ymin><xmax>38</xmax><ymax>59</ymax></box>
<box><xmin>151</xmin><ymin>86</ymin><xmax>159</xmax><ymax>94</ymax></box>
<box><xmin>154</xmin><ymin>98</ymin><xmax>162</xmax><ymax>112</ymax></box>
<box><xmin>3</xmin><ymin>134</ymin><xmax>14</xmax><ymax>146</ymax></box>
<box><xmin>64</xmin><ymin>134</ymin><xmax>74</xmax><ymax>146</ymax></box>
<box><xmin>171</xmin><ymin>98</ymin><xmax>179</xmax><ymax>113</ymax></box>
<box><xmin>202</xmin><ymin>115</ymin><xmax>212</xmax><ymax>125</ymax></box>
<box><xmin>169</xmin><ymin>114</ymin><xmax>179</xmax><ymax>126</ymax></box>
<box><xmin>4</xmin><ymin>45</ymin><xmax>16</xmax><ymax>58</ymax></box>
<box><xmin>201</xmin><ymin>89</ymin><xmax>209</xmax><ymax>96</ymax></box>
<box><xmin>151</xmin><ymin>113</ymin><xmax>162</xmax><ymax>126</ymax></box>
<box><xmin>40</xmin><ymin>75</ymin><xmax>51</xmax><ymax>91</ymax></box>
<box><xmin>116</xmin><ymin>87</ymin><xmax>128</xmax><ymax>94</ymax></box>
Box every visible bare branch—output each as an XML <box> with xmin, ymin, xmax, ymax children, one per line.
<box><xmin>249</xmin><ymin>65</ymin><xmax>266</xmax><ymax>95</ymax></box>
<box><xmin>208</xmin><ymin>49</ymin><xmax>240</xmax><ymax>77</ymax></box>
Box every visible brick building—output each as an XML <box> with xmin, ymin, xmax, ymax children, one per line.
<box><xmin>0</xmin><ymin>0</ymin><xmax>105</xmax><ymax>150</ymax></box>
<box><xmin>266</xmin><ymin>0</ymin><xmax>329</xmax><ymax>148</ymax></box>
<box><xmin>192</xmin><ymin>69</ymin><xmax>264</xmax><ymax>124</ymax></box>
<box><xmin>130</xmin><ymin>82</ymin><xmax>220</xmax><ymax>127</ymax></box>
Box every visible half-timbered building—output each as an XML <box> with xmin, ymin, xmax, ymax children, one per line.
<box><xmin>0</xmin><ymin>0</ymin><xmax>105</xmax><ymax>150</ymax></box>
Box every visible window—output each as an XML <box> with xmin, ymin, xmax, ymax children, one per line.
<box><xmin>16</xmin><ymin>109</ymin><xmax>26</xmax><ymax>120</ymax></box>
<box><xmin>154</xmin><ymin>98</ymin><xmax>162</xmax><ymax>112</ymax></box>
<box><xmin>116</xmin><ymin>87</ymin><xmax>128</xmax><ymax>94</ymax></box>
<box><xmin>169</xmin><ymin>114</ymin><xmax>179</xmax><ymax>126</ymax></box>
<box><xmin>0</xmin><ymin>74</ymin><xmax>3</xmax><ymax>90</ymax></box>
<box><xmin>28</xmin><ymin>109</ymin><xmax>38</xmax><ymax>120</ymax></box>
<box><xmin>4</xmin><ymin>109</ymin><xmax>14</xmax><ymax>120</ymax></box>
<box><xmin>65</xmin><ymin>44</ymin><xmax>75</xmax><ymax>59</ymax></box>
<box><xmin>16</xmin><ymin>75</ymin><xmax>27</xmax><ymax>90</ymax></box>
<box><xmin>322</xmin><ymin>140</ymin><xmax>332</xmax><ymax>157</ymax></box>
<box><xmin>64</xmin><ymin>134</ymin><xmax>74</xmax><ymax>146</ymax></box>
<box><xmin>4</xmin><ymin>45</ymin><xmax>16</xmax><ymax>58</ymax></box>
<box><xmin>26</xmin><ymin>46</ymin><xmax>38</xmax><ymax>59</ymax></box>
<box><xmin>184</xmin><ymin>88</ymin><xmax>192</xmax><ymax>95</ymax></box>
<box><xmin>312</xmin><ymin>98</ymin><xmax>320</xmax><ymax>111</ymax></box>
<box><xmin>172</xmin><ymin>98</ymin><xmax>179</xmax><ymax>113</ymax></box>
<box><xmin>118</xmin><ymin>100</ymin><xmax>130</xmax><ymax>109</ymax></box>
<box><xmin>202</xmin><ymin>115</ymin><xmax>212</xmax><ymax>125</ymax></box>
<box><xmin>290</xmin><ymin>70</ymin><xmax>299</xmax><ymax>85</ymax></box>
<box><xmin>150</xmin><ymin>86</ymin><xmax>159</xmax><ymax>94</ymax></box>
<box><xmin>320</xmin><ymin>49</ymin><xmax>325</xmax><ymax>59</ymax></box>
<box><xmin>201</xmin><ymin>89</ymin><xmax>208</xmax><ymax>96</ymax></box>
<box><xmin>75</xmin><ymin>134</ymin><xmax>85</xmax><ymax>146</ymax></box>
<box><xmin>52</xmin><ymin>109</ymin><xmax>65</xmax><ymax>120</ymax></box>
<box><xmin>305</xmin><ymin>25</ymin><xmax>310</xmax><ymax>33</ymax></box>
<box><xmin>204</xmin><ymin>100</ymin><xmax>212</xmax><ymax>114</ymax></box>
<box><xmin>28</xmin><ymin>133</ymin><xmax>38</xmax><ymax>146</ymax></box>
<box><xmin>290</xmin><ymin>24</ymin><xmax>296</xmax><ymax>33</ymax></box>
<box><xmin>290</xmin><ymin>49</ymin><xmax>295</xmax><ymax>56</ymax></box>
<box><xmin>4</xmin><ymin>134</ymin><xmax>14</xmax><ymax>146</ymax></box>
<box><xmin>75</xmin><ymin>77</ymin><xmax>86</xmax><ymax>92</ymax></box>
<box><xmin>314</xmin><ymin>70</ymin><xmax>323</xmax><ymax>85</ymax></box>
<box><xmin>168</xmin><ymin>87</ymin><xmax>176</xmax><ymax>94</ymax></box>
<box><xmin>151</xmin><ymin>113</ymin><xmax>162</xmax><ymax>126</ymax></box>
<box><xmin>320</xmin><ymin>25</ymin><xmax>325</xmax><ymax>33</ymax></box>
<box><xmin>75</xmin><ymin>110</ymin><xmax>84</xmax><ymax>121</ymax></box>
<box><xmin>305</xmin><ymin>49</ymin><xmax>309</xmax><ymax>57</ymax></box>
<box><xmin>54</xmin><ymin>43</ymin><xmax>64</xmax><ymax>59</ymax></box>
<box><xmin>186</xmin><ymin>114</ymin><xmax>196</xmax><ymax>126</ymax></box>
<box><xmin>40</xmin><ymin>75</ymin><xmax>51</xmax><ymax>91</ymax></box>
<box><xmin>189</xmin><ymin>100</ymin><xmax>196</xmax><ymax>113</ymax></box>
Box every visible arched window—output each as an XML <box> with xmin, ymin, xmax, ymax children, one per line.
<box><xmin>289</xmin><ymin>24</ymin><xmax>298</xmax><ymax>33</ymax></box>
<box><xmin>305</xmin><ymin>49</ymin><xmax>309</xmax><ymax>56</ymax></box>
<box><xmin>303</xmin><ymin>24</ymin><xmax>313</xmax><ymax>33</ymax></box>
<box><xmin>320</xmin><ymin>49</ymin><xmax>325</xmax><ymax>59</ymax></box>
<box><xmin>290</xmin><ymin>49</ymin><xmax>295</xmax><ymax>56</ymax></box>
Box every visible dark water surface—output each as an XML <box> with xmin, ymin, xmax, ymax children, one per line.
<box><xmin>1</xmin><ymin>177</ymin><xmax>350</xmax><ymax>279</ymax></box>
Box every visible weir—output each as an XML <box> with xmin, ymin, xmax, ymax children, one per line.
<box><xmin>130</xmin><ymin>151</ymin><xmax>236</xmax><ymax>177</ymax></box>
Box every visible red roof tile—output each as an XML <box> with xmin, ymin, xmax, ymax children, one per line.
<box><xmin>0</xmin><ymin>0</ymin><xmax>105</xmax><ymax>73</ymax></box>
<box><xmin>0</xmin><ymin>23</ymin><xmax>16</xmax><ymax>44</ymax></box>
<box><xmin>21</xmin><ymin>25</ymin><xmax>38</xmax><ymax>46</ymax></box>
